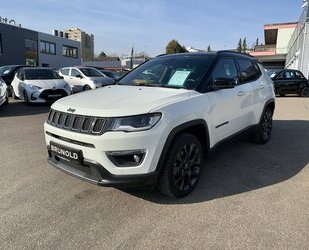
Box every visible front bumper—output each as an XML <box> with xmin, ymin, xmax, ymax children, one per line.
<box><xmin>47</xmin><ymin>148</ymin><xmax>159</xmax><ymax>188</ymax></box>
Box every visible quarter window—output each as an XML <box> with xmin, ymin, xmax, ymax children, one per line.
<box><xmin>60</xmin><ymin>68</ymin><xmax>70</xmax><ymax>76</ymax></box>
<box><xmin>63</xmin><ymin>46</ymin><xmax>78</xmax><ymax>58</ymax></box>
<box><xmin>40</xmin><ymin>41</ymin><xmax>56</xmax><ymax>55</ymax></box>
<box><xmin>212</xmin><ymin>58</ymin><xmax>238</xmax><ymax>83</ymax></box>
<box><xmin>237</xmin><ymin>59</ymin><xmax>260</xmax><ymax>83</ymax></box>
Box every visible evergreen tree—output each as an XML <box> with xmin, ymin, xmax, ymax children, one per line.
<box><xmin>256</xmin><ymin>38</ymin><xmax>259</xmax><ymax>46</ymax></box>
<box><xmin>207</xmin><ymin>45</ymin><xmax>212</xmax><ymax>52</ymax></box>
<box><xmin>237</xmin><ymin>38</ymin><xmax>242</xmax><ymax>52</ymax></box>
<box><xmin>242</xmin><ymin>37</ymin><xmax>247</xmax><ymax>53</ymax></box>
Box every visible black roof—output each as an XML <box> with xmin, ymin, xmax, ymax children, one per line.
<box><xmin>156</xmin><ymin>51</ymin><xmax>256</xmax><ymax>60</ymax></box>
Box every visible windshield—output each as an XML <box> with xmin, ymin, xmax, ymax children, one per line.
<box><xmin>25</xmin><ymin>69</ymin><xmax>63</xmax><ymax>80</ymax></box>
<box><xmin>119</xmin><ymin>55</ymin><xmax>214</xmax><ymax>90</ymax></box>
<box><xmin>80</xmin><ymin>68</ymin><xmax>105</xmax><ymax>77</ymax></box>
<box><xmin>0</xmin><ymin>66</ymin><xmax>14</xmax><ymax>75</ymax></box>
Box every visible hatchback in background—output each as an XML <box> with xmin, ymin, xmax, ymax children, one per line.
<box><xmin>11</xmin><ymin>67</ymin><xmax>71</xmax><ymax>104</ymax></box>
<box><xmin>0</xmin><ymin>77</ymin><xmax>9</xmax><ymax>107</ymax></box>
<box><xmin>271</xmin><ymin>69</ymin><xmax>309</xmax><ymax>97</ymax></box>
<box><xmin>99</xmin><ymin>70</ymin><xmax>128</xmax><ymax>80</ymax></box>
<box><xmin>0</xmin><ymin>65</ymin><xmax>28</xmax><ymax>96</ymax></box>
<box><xmin>59</xmin><ymin>66</ymin><xmax>114</xmax><ymax>91</ymax></box>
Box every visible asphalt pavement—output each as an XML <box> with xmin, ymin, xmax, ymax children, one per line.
<box><xmin>0</xmin><ymin>97</ymin><xmax>308</xmax><ymax>249</ymax></box>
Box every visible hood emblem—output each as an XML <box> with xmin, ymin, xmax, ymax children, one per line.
<box><xmin>67</xmin><ymin>108</ymin><xmax>76</xmax><ymax>113</ymax></box>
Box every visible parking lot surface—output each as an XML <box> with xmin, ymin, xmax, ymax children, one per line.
<box><xmin>0</xmin><ymin>98</ymin><xmax>308</xmax><ymax>249</ymax></box>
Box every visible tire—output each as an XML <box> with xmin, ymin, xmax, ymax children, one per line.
<box><xmin>83</xmin><ymin>85</ymin><xmax>91</xmax><ymax>91</ymax></box>
<box><xmin>12</xmin><ymin>88</ymin><xmax>18</xmax><ymax>100</ymax></box>
<box><xmin>252</xmin><ymin>107</ymin><xmax>273</xmax><ymax>144</ymax></box>
<box><xmin>23</xmin><ymin>90</ymin><xmax>29</xmax><ymax>105</ymax></box>
<box><xmin>158</xmin><ymin>133</ymin><xmax>204</xmax><ymax>198</ymax></box>
<box><xmin>300</xmin><ymin>87</ymin><xmax>309</xmax><ymax>97</ymax></box>
<box><xmin>4</xmin><ymin>92</ymin><xmax>9</xmax><ymax>105</ymax></box>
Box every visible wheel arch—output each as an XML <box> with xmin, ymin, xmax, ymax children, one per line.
<box><xmin>155</xmin><ymin>119</ymin><xmax>210</xmax><ymax>173</ymax></box>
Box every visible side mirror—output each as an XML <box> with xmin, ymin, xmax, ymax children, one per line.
<box><xmin>20</xmin><ymin>76</ymin><xmax>25</xmax><ymax>81</ymax></box>
<box><xmin>211</xmin><ymin>78</ymin><xmax>235</xmax><ymax>90</ymax></box>
<box><xmin>76</xmin><ymin>75</ymin><xmax>83</xmax><ymax>79</ymax></box>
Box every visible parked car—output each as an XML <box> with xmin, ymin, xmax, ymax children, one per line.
<box><xmin>271</xmin><ymin>69</ymin><xmax>309</xmax><ymax>97</ymax></box>
<box><xmin>0</xmin><ymin>65</ymin><xmax>29</xmax><ymax>96</ymax></box>
<box><xmin>99</xmin><ymin>70</ymin><xmax>128</xmax><ymax>80</ymax></box>
<box><xmin>11</xmin><ymin>67</ymin><xmax>71</xmax><ymax>104</ymax></box>
<box><xmin>0</xmin><ymin>77</ymin><xmax>9</xmax><ymax>107</ymax></box>
<box><xmin>59</xmin><ymin>66</ymin><xmax>115</xmax><ymax>91</ymax></box>
<box><xmin>45</xmin><ymin>51</ymin><xmax>275</xmax><ymax>197</ymax></box>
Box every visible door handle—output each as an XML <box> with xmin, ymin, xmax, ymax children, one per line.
<box><xmin>237</xmin><ymin>91</ymin><xmax>245</xmax><ymax>96</ymax></box>
<box><xmin>258</xmin><ymin>83</ymin><xmax>265</xmax><ymax>89</ymax></box>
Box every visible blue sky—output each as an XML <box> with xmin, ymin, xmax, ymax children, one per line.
<box><xmin>1</xmin><ymin>0</ymin><xmax>303</xmax><ymax>56</ymax></box>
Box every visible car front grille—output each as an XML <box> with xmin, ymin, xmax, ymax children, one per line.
<box><xmin>47</xmin><ymin>109</ymin><xmax>106</xmax><ymax>135</ymax></box>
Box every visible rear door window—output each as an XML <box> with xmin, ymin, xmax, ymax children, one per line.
<box><xmin>237</xmin><ymin>59</ymin><xmax>261</xmax><ymax>83</ymax></box>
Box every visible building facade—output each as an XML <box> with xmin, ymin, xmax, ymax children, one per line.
<box><xmin>65</xmin><ymin>28</ymin><xmax>94</xmax><ymax>61</ymax></box>
<box><xmin>285</xmin><ymin>0</ymin><xmax>309</xmax><ymax>78</ymax></box>
<box><xmin>0</xmin><ymin>23</ymin><xmax>81</xmax><ymax>69</ymax></box>
<box><xmin>250</xmin><ymin>22</ymin><xmax>297</xmax><ymax>70</ymax></box>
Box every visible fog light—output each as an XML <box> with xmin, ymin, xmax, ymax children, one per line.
<box><xmin>107</xmin><ymin>150</ymin><xmax>146</xmax><ymax>167</ymax></box>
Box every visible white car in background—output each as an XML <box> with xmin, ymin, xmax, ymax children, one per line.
<box><xmin>11</xmin><ymin>67</ymin><xmax>71</xmax><ymax>104</ymax></box>
<box><xmin>0</xmin><ymin>77</ymin><xmax>9</xmax><ymax>107</ymax></box>
<box><xmin>59</xmin><ymin>66</ymin><xmax>115</xmax><ymax>91</ymax></box>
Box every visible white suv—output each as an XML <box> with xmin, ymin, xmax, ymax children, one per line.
<box><xmin>59</xmin><ymin>66</ymin><xmax>114</xmax><ymax>91</ymax></box>
<box><xmin>45</xmin><ymin>52</ymin><xmax>275</xmax><ymax>197</ymax></box>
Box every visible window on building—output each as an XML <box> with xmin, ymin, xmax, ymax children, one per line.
<box><xmin>25</xmin><ymin>39</ymin><xmax>38</xmax><ymax>66</ymax></box>
<box><xmin>40</xmin><ymin>41</ymin><xmax>56</xmax><ymax>55</ymax></box>
<box><xmin>63</xmin><ymin>45</ymin><xmax>78</xmax><ymax>58</ymax></box>
<box><xmin>0</xmin><ymin>33</ymin><xmax>3</xmax><ymax>55</ymax></box>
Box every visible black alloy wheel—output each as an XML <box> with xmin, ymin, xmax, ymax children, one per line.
<box><xmin>300</xmin><ymin>87</ymin><xmax>309</xmax><ymax>97</ymax></box>
<box><xmin>158</xmin><ymin>133</ymin><xmax>203</xmax><ymax>197</ymax></box>
<box><xmin>253</xmin><ymin>107</ymin><xmax>273</xmax><ymax>144</ymax></box>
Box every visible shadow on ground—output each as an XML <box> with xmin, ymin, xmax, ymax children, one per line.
<box><xmin>124</xmin><ymin>120</ymin><xmax>309</xmax><ymax>204</ymax></box>
<box><xmin>0</xmin><ymin>98</ymin><xmax>51</xmax><ymax>117</ymax></box>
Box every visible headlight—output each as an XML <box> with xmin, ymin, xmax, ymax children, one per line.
<box><xmin>28</xmin><ymin>84</ymin><xmax>42</xmax><ymax>91</ymax></box>
<box><xmin>106</xmin><ymin>113</ymin><xmax>161</xmax><ymax>132</ymax></box>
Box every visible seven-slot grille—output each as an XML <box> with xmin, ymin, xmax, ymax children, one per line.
<box><xmin>47</xmin><ymin>109</ymin><xmax>106</xmax><ymax>135</ymax></box>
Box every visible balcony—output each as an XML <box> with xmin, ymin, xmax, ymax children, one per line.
<box><xmin>250</xmin><ymin>45</ymin><xmax>276</xmax><ymax>57</ymax></box>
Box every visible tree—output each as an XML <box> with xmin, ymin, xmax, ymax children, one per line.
<box><xmin>242</xmin><ymin>37</ymin><xmax>247</xmax><ymax>53</ymax></box>
<box><xmin>237</xmin><ymin>38</ymin><xmax>242</xmax><ymax>53</ymax></box>
<box><xmin>95</xmin><ymin>51</ymin><xmax>107</xmax><ymax>60</ymax></box>
<box><xmin>207</xmin><ymin>45</ymin><xmax>212</xmax><ymax>52</ymax></box>
<box><xmin>256</xmin><ymin>38</ymin><xmax>259</xmax><ymax>46</ymax></box>
<box><xmin>166</xmin><ymin>40</ymin><xmax>188</xmax><ymax>54</ymax></box>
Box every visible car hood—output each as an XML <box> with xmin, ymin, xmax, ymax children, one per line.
<box><xmin>52</xmin><ymin>85</ymin><xmax>192</xmax><ymax>117</ymax></box>
<box><xmin>24</xmin><ymin>79</ymin><xmax>68</xmax><ymax>89</ymax></box>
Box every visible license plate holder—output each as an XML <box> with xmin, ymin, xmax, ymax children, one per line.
<box><xmin>50</xmin><ymin>142</ymin><xmax>83</xmax><ymax>163</ymax></box>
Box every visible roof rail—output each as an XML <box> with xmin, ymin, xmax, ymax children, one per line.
<box><xmin>216</xmin><ymin>50</ymin><xmax>255</xmax><ymax>58</ymax></box>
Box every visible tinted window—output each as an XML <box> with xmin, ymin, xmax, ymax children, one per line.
<box><xmin>0</xmin><ymin>33</ymin><xmax>2</xmax><ymax>55</ymax></box>
<box><xmin>70</xmin><ymin>69</ymin><xmax>81</xmax><ymax>77</ymax></box>
<box><xmin>79</xmin><ymin>68</ymin><xmax>104</xmax><ymax>77</ymax></box>
<box><xmin>120</xmin><ymin>56</ymin><xmax>214</xmax><ymax>90</ymax></box>
<box><xmin>238</xmin><ymin>59</ymin><xmax>260</xmax><ymax>83</ymax></box>
<box><xmin>24</xmin><ymin>69</ymin><xmax>62</xmax><ymax>80</ymax></box>
<box><xmin>60</xmin><ymin>68</ymin><xmax>70</xmax><ymax>76</ymax></box>
<box><xmin>278</xmin><ymin>71</ymin><xmax>294</xmax><ymax>79</ymax></box>
<box><xmin>295</xmin><ymin>71</ymin><xmax>305</xmax><ymax>79</ymax></box>
<box><xmin>212</xmin><ymin>58</ymin><xmax>238</xmax><ymax>83</ymax></box>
